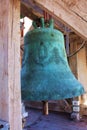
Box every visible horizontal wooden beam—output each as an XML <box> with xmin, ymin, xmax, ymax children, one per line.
<box><xmin>61</xmin><ymin>0</ymin><xmax>87</xmax><ymax>22</ymax></box>
<box><xmin>21</xmin><ymin>0</ymin><xmax>43</xmax><ymax>19</ymax></box>
<box><xmin>34</xmin><ymin>0</ymin><xmax>87</xmax><ymax>40</ymax></box>
<box><xmin>21</xmin><ymin>0</ymin><xmax>72</xmax><ymax>33</ymax></box>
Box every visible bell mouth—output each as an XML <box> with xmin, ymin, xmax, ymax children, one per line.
<box><xmin>21</xmin><ymin>68</ymin><xmax>85</xmax><ymax>101</ymax></box>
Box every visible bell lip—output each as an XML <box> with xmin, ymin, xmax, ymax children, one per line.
<box><xmin>21</xmin><ymin>90</ymin><xmax>85</xmax><ymax>101</ymax></box>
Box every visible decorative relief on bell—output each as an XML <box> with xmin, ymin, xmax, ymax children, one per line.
<box><xmin>35</xmin><ymin>42</ymin><xmax>48</xmax><ymax>66</ymax></box>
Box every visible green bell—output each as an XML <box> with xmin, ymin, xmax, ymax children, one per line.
<box><xmin>21</xmin><ymin>18</ymin><xmax>84</xmax><ymax>101</ymax></box>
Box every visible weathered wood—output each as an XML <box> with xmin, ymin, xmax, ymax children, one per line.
<box><xmin>34</xmin><ymin>0</ymin><xmax>87</xmax><ymax>40</ymax></box>
<box><xmin>69</xmin><ymin>33</ymin><xmax>87</xmax><ymax>115</ymax></box>
<box><xmin>0</xmin><ymin>1</ymin><xmax>22</xmax><ymax>130</ymax></box>
<box><xmin>21</xmin><ymin>2</ymin><xmax>43</xmax><ymax>20</ymax></box>
<box><xmin>61</xmin><ymin>0</ymin><xmax>87</xmax><ymax>22</ymax></box>
<box><xmin>77</xmin><ymin>41</ymin><xmax>87</xmax><ymax>114</ymax></box>
<box><xmin>77</xmin><ymin>43</ymin><xmax>87</xmax><ymax>92</ymax></box>
<box><xmin>69</xmin><ymin>33</ymin><xmax>78</xmax><ymax>78</ymax></box>
<box><xmin>21</xmin><ymin>0</ymin><xmax>72</xmax><ymax>34</ymax></box>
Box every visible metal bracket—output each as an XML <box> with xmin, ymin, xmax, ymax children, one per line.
<box><xmin>0</xmin><ymin>120</ymin><xmax>9</xmax><ymax>130</ymax></box>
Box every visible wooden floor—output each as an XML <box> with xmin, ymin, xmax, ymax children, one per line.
<box><xmin>23</xmin><ymin>108</ymin><xmax>87</xmax><ymax>130</ymax></box>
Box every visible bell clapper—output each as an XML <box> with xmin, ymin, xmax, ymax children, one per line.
<box><xmin>42</xmin><ymin>101</ymin><xmax>49</xmax><ymax>115</ymax></box>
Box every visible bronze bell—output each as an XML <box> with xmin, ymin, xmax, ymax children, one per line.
<box><xmin>21</xmin><ymin>18</ymin><xmax>84</xmax><ymax>101</ymax></box>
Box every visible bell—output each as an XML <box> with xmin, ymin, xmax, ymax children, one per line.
<box><xmin>21</xmin><ymin>18</ymin><xmax>84</xmax><ymax>101</ymax></box>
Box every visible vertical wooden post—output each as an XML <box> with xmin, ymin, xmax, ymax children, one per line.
<box><xmin>77</xmin><ymin>41</ymin><xmax>87</xmax><ymax>109</ymax></box>
<box><xmin>0</xmin><ymin>0</ymin><xmax>22</xmax><ymax>130</ymax></box>
<box><xmin>77</xmin><ymin>43</ymin><xmax>87</xmax><ymax>90</ymax></box>
<box><xmin>69</xmin><ymin>33</ymin><xmax>87</xmax><ymax>116</ymax></box>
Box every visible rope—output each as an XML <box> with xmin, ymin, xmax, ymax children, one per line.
<box><xmin>67</xmin><ymin>41</ymin><xmax>86</xmax><ymax>58</ymax></box>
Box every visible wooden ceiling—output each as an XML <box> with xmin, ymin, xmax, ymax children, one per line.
<box><xmin>21</xmin><ymin>0</ymin><xmax>87</xmax><ymax>40</ymax></box>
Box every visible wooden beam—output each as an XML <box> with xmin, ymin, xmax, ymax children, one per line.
<box><xmin>21</xmin><ymin>2</ymin><xmax>43</xmax><ymax>20</ymax></box>
<box><xmin>61</xmin><ymin>0</ymin><xmax>87</xmax><ymax>22</ymax></box>
<box><xmin>77</xmin><ymin>42</ymin><xmax>87</xmax><ymax>106</ymax></box>
<box><xmin>21</xmin><ymin>0</ymin><xmax>72</xmax><ymax>34</ymax></box>
<box><xmin>34</xmin><ymin>0</ymin><xmax>87</xmax><ymax>40</ymax></box>
<box><xmin>0</xmin><ymin>1</ymin><xmax>22</xmax><ymax>130</ymax></box>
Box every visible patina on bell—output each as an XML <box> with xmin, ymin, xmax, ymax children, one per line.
<box><xmin>21</xmin><ymin>18</ymin><xmax>84</xmax><ymax>101</ymax></box>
